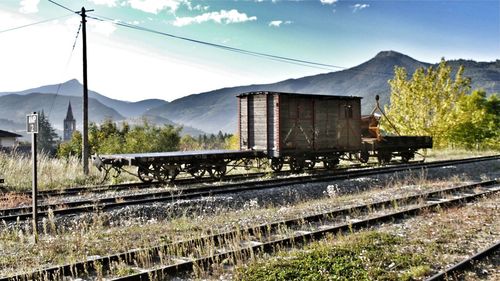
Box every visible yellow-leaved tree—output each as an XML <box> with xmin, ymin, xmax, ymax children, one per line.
<box><xmin>382</xmin><ymin>59</ymin><xmax>471</xmax><ymax>147</ymax></box>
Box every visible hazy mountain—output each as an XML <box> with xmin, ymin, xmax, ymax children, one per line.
<box><xmin>127</xmin><ymin>114</ymin><xmax>206</xmax><ymax>136</ymax></box>
<box><xmin>0</xmin><ymin>79</ymin><xmax>169</xmax><ymax>118</ymax></box>
<box><xmin>0</xmin><ymin>93</ymin><xmax>124</xmax><ymax>130</ymax></box>
<box><xmin>0</xmin><ymin>118</ymin><xmax>24</xmax><ymax>134</ymax></box>
<box><xmin>0</xmin><ymin>81</ymin><xmax>204</xmax><ymax>137</ymax></box>
<box><xmin>146</xmin><ymin>51</ymin><xmax>499</xmax><ymax>133</ymax></box>
<box><xmin>2</xmin><ymin>51</ymin><xmax>498</xmax><ymax>136</ymax></box>
<box><xmin>0</xmin><ymin>93</ymin><xmax>204</xmax><ymax>138</ymax></box>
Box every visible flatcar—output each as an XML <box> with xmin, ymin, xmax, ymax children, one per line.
<box><xmin>93</xmin><ymin>91</ymin><xmax>432</xmax><ymax>182</ymax></box>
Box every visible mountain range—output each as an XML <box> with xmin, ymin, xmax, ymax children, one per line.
<box><xmin>1</xmin><ymin>50</ymin><xmax>498</xmax><ymax>137</ymax></box>
<box><xmin>146</xmin><ymin>51</ymin><xmax>500</xmax><ymax>133</ymax></box>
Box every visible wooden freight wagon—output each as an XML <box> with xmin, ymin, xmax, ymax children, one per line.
<box><xmin>238</xmin><ymin>91</ymin><xmax>362</xmax><ymax>171</ymax></box>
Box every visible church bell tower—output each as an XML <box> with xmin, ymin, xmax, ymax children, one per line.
<box><xmin>63</xmin><ymin>102</ymin><xmax>76</xmax><ymax>141</ymax></box>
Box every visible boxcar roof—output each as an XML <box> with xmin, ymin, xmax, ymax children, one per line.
<box><xmin>237</xmin><ymin>91</ymin><xmax>362</xmax><ymax>100</ymax></box>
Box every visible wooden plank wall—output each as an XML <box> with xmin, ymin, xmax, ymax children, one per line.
<box><xmin>239</xmin><ymin>97</ymin><xmax>248</xmax><ymax>149</ymax></box>
<box><xmin>279</xmin><ymin>96</ymin><xmax>315</xmax><ymax>150</ymax></box>
<box><xmin>314</xmin><ymin>99</ymin><xmax>339</xmax><ymax>149</ymax></box>
<box><xmin>266</xmin><ymin>94</ymin><xmax>276</xmax><ymax>152</ymax></box>
<box><xmin>243</xmin><ymin>93</ymin><xmax>362</xmax><ymax>154</ymax></box>
<box><xmin>249</xmin><ymin>95</ymin><xmax>268</xmax><ymax>149</ymax></box>
<box><xmin>279</xmin><ymin>96</ymin><xmax>362</xmax><ymax>152</ymax></box>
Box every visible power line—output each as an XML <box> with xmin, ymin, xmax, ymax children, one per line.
<box><xmin>47</xmin><ymin>0</ymin><xmax>79</xmax><ymax>14</ymax></box>
<box><xmin>0</xmin><ymin>13</ymin><xmax>74</xmax><ymax>34</ymax></box>
<box><xmin>47</xmin><ymin>22</ymin><xmax>82</xmax><ymax>119</ymax></box>
<box><xmin>47</xmin><ymin>0</ymin><xmax>499</xmax><ymax>81</ymax></box>
<box><xmin>89</xmin><ymin>14</ymin><xmax>350</xmax><ymax>71</ymax></box>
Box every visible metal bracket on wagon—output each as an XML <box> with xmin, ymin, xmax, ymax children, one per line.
<box><xmin>92</xmin><ymin>154</ymin><xmax>104</xmax><ymax>172</ymax></box>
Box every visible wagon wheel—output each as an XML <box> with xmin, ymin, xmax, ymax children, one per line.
<box><xmin>323</xmin><ymin>158</ymin><xmax>339</xmax><ymax>170</ymax></box>
<box><xmin>168</xmin><ymin>166</ymin><xmax>180</xmax><ymax>182</ymax></box>
<box><xmin>154</xmin><ymin>163</ymin><xmax>170</xmax><ymax>183</ymax></box>
<box><xmin>270</xmin><ymin>158</ymin><xmax>283</xmax><ymax>172</ymax></box>
<box><xmin>137</xmin><ymin>165</ymin><xmax>154</xmax><ymax>183</ymax></box>
<box><xmin>289</xmin><ymin>158</ymin><xmax>304</xmax><ymax>173</ymax></box>
<box><xmin>304</xmin><ymin>160</ymin><xmax>316</xmax><ymax>170</ymax></box>
<box><xmin>190</xmin><ymin>168</ymin><xmax>206</xmax><ymax>179</ymax></box>
<box><xmin>186</xmin><ymin>163</ymin><xmax>206</xmax><ymax>179</ymax></box>
<box><xmin>209</xmin><ymin>164</ymin><xmax>227</xmax><ymax>179</ymax></box>
<box><xmin>358</xmin><ymin>150</ymin><xmax>370</xmax><ymax>163</ymax></box>
<box><xmin>377</xmin><ymin>152</ymin><xmax>392</xmax><ymax>165</ymax></box>
<box><xmin>401</xmin><ymin>151</ymin><xmax>414</xmax><ymax>163</ymax></box>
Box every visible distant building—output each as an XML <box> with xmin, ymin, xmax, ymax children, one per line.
<box><xmin>0</xmin><ymin>129</ymin><xmax>21</xmax><ymax>148</ymax></box>
<box><xmin>63</xmin><ymin>102</ymin><xmax>76</xmax><ymax>141</ymax></box>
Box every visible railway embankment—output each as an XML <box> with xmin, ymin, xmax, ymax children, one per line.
<box><xmin>0</xmin><ymin>156</ymin><xmax>498</xmax><ymax>279</ymax></box>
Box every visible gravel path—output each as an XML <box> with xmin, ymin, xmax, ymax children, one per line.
<box><xmin>46</xmin><ymin>158</ymin><xmax>500</xmax><ymax>230</ymax></box>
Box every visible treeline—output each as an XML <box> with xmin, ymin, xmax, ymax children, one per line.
<box><xmin>33</xmin><ymin>59</ymin><xmax>498</xmax><ymax>156</ymax></box>
<box><xmin>56</xmin><ymin>119</ymin><xmax>238</xmax><ymax>158</ymax></box>
<box><xmin>383</xmin><ymin>59</ymin><xmax>499</xmax><ymax>150</ymax></box>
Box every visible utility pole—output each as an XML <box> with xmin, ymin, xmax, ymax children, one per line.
<box><xmin>81</xmin><ymin>7</ymin><xmax>89</xmax><ymax>175</ymax></box>
<box><xmin>27</xmin><ymin>112</ymin><xmax>39</xmax><ymax>242</ymax></box>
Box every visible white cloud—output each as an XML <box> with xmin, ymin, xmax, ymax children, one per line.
<box><xmin>269</xmin><ymin>20</ymin><xmax>282</xmax><ymax>27</ymax></box>
<box><xmin>268</xmin><ymin>20</ymin><xmax>292</xmax><ymax>27</ymax></box>
<box><xmin>64</xmin><ymin>16</ymin><xmax>117</xmax><ymax>36</ymax></box>
<box><xmin>90</xmin><ymin>20</ymin><xmax>117</xmax><ymax>36</ymax></box>
<box><xmin>353</xmin><ymin>3</ymin><xmax>370</xmax><ymax>12</ymax></box>
<box><xmin>88</xmin><ymin>0</ymin><xmax>119</xmax><ymax>7</ymax></box>
<box><xmin>0</xmin><ymin>9</ymin><xmax>261</xmax><ymax>105</ymax></box>
<box><xmin>19</xmin><ymin>0</ymin><xmax>39</xmax><ymax>14</ymax></box>
<box><xmin>173</xmin><ymin>9</ymin><xmax>257</xmax><ymax>27</ymax></box>
<box><xmin>320</xmin><ymin>0</ymin><xmax>338</xmax><ymax>4</ymax></box>
<box><xmin>191</xmin><ymin>4</ymin><xmax>209</xmax><ymax>11</ymax></box>
<box><xmin>128</xmin><ymin>0</ymin><xmax>185</xmax><ymax>14</ymax></box>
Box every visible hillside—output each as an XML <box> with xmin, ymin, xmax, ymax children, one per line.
<box><xmin>0</xmin><ymin>93</ymin><xmax>125</xmax><ymax>130</ymax></box>
<box><xmin>146</xmin><ymin>51</ymin><xmax>499</xmax><ymax>133</ymax></box>
<box><xmin>0</xmin><ymin>79</ymin><xmax>169</xmax><ymax>118</ymax></box>
<box><xmin>2</xmin><ymin>51</ymin><xmax>498</xmax><ymax>136</ymax></box>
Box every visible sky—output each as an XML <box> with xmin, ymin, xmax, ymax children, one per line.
<box><xmin>0</xmin><ymin>0</ymin><xmax>499</xmax><ymax>102</ymax></box>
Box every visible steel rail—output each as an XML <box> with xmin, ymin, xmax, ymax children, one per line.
<box><xmin>1</xmin><ymin>155</ymin><xmax>498</xmax><ymax>222</ymax></box>
<box><xmin>425</xmin><ymin>241</ymin><xmax>500</xmax><ymax>281</ymax></box>
<box><xmin>110</xmin><ymin>183</ymin><xmax>500</xmax><ymax>281</ymax></box>
<box><xmin>2</xmin><ymin>180</ymin><xmax>498</xmax><ymax>281</ymax></box>
<box><xmin>0</xmin><ymin>164</ymin><xmax>360</xmax><ymax>197</ymax></box>
<box><xmin>2</xmin><ymin>155</ymin><xmax>498</xmax><ymax>198</ymax></box>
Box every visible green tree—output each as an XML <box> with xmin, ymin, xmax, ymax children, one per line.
<box><xmin>37</xmin><ymin>111</ymin><xmax>59</xmax><ymax>155</ymax></box>
<box><xmin>225</xmin><ymin>134</ymin><xmax>239</xmax><ymax>150</ymax></box>
<box><xmin>58</xmin><ymin>119</ymin><xmax>182</xmax><ymax>158</ymax></box>
<box><xmin>124</xmin><ymin>121</ymin><xmax>181</xmax><ymax>153</ymax></box>
<box><xmin>57</xmin><ymin>130</ymin><xmax>82</xmax><ymax>158</ymax></box>
<box><xmin>382</xmin><ymin>59</ymin><xmax>471</xmax><ymax>147</ymax></box>
<box><xmin>179</xmin><ymin>135</ymin><xmax>200</xmax><ymax>151</ymax></box>
<box><xmin>450</xmin><ymin>90</ymin><xmax>499</xmax><ymax>149</ymax></box>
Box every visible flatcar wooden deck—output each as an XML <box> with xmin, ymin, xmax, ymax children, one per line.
<box><xmin>98</xmin><ymin>150</ymin><xmax>265</xmax><ymax>166</ymax></box>
<box><xmin>93</xmin><ymin>149</ymin><xmax>267</xmax><ymax>183</ymax></box>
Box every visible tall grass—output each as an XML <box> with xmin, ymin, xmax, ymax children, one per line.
<box><xmin>1</xmin><ymin>148</ymin><xmax>496</xmax><ymax>191</ymax></box>
<box><xmin>424</xmin><ymin>148</ymin><xmax>498</xmax><ymax>161</ymax></box>
<box><xmin>0</xmin><ymin>152</ymin><xmax>102</xmax><ymax>191</ymax></box>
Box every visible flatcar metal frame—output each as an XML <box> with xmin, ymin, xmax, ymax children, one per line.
<box><xmin>93</xmin><ymin>91</ymin><xmax>433</xmax><ymax>183</ymax></box>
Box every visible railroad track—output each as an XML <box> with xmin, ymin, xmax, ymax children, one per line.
<box><xmin>0</xmin><ymin>155</ymin><xmax>498</xmax><ymax>223</ymax></box>
<box><xmin>425</xmin><ymin>241</ymin><xmax>500</xmax><ymax>281</ymax></box>
<box><xmin>2</xmin><ymin>155</ymin><xmax>497</xmax><ymax>199</ymax></box>
<box><xmin>2</xmin><ymin>179</ymin><xmax>498</xmax><ymax>280</ymax></box>
<box><xmin>0</xmin><ymin>164</ymin><xmax>364</xmax><ymax>198</ymax></box>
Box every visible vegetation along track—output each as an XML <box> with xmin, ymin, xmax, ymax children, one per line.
<box><xmin>0</xmin><ymin>155</ymin><xmax>498</xmax><ymax>223</ymax></box>
<box><xmin>2</xmin><ymin>155</ymin><xmax>497</xmax><ymax>198</ymax></box>
<box><xmin>425</xmin><ymin>241</ymin><xmax>500</xmax><ymax>281</ymax></box>
<box><xmin>2</xmin><ymin>178</ymin><xmax>498</xmax><ymax>280</ymax></box>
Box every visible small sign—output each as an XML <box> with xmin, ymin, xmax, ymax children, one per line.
<box><xmin>26</xmin><ymin>113</ymin><xmax>39</xmax><ymax>134</ymax></box>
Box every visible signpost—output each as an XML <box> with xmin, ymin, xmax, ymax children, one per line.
<box><xmin>26</xmin><ymin>112</ymin><xmax>38</xmax><ymax>241</ymax></box>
